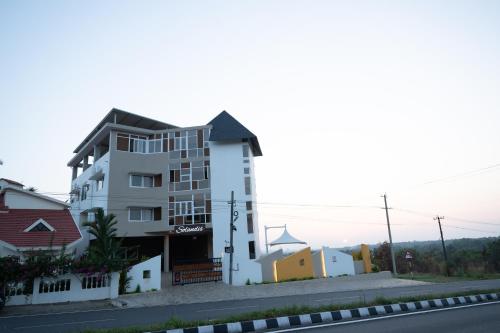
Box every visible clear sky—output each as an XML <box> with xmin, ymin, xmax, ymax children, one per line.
<box><xmin>1</xmin><ymin>1</ymin><xmax>499</xmax><ymax>251</ymax></box>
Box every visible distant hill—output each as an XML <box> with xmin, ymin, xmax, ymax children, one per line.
<box><xmin>336</xmin><ymin>237</ymin><xmax>499</xmax><ymax>253</ymax></box>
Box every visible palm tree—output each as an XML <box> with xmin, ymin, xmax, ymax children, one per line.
<box><xmin>82</xmin><ymin>208</ymin><xmax>122</xmax><ymax>265</ymax></box>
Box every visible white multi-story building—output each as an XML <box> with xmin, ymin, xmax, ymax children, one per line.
<box><xmin>67</xmin><ymin>109</ymin><xmax>262</xmax><ymax>285</ymax></box>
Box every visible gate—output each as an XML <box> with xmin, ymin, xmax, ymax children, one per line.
<box><xmin>172</xmin><ymin>258</ymin><xmax>222</xmax><ymax>285</ymax></box>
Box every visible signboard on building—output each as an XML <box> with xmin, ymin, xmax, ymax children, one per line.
<box><xmin>174</xmin><ymin>224</ymin><xmax>206</xmax><ymax>235</ymax></box>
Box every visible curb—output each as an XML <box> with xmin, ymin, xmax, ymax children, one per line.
<box><xmin>150</xmin><ymin>292</ymin><xmax>500</xmax><ymax>333</ymax></box>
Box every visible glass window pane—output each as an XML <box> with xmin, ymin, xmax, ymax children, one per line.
<box><xmin>131</xmin><ymin>175</ymin><xmax>142</xmax><ymax>187</ymax></box>
<box><xmin>245</xmin><ymin>177</ymin><xmax>251</xmax><ymax>195</ymax></box>
<box><xmin>143</xmin><ymin>176</ymin><xmax>153</xmax><ymax>187</ymax></box>
<box><xmin>130</xmin><ymin>208</ymin><xmax>141</xmax><ymax>220</ymax></box>
<box><xmin>142</xmin><ymin>208</ymin><xmax>152</xmax><ymax>221</ymax></box>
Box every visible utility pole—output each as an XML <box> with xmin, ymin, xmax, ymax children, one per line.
<box><xmin>228</xmin><ymin>191</ymin><xmax>235</xmax><ymax>285</ymax></box>
<box><xmin>434</xmin><ymin>216</ymin><xmax>449</xmax><ymax>276</ymax></box>
<box><xmin>382</xmin><ymin>193</ymin><xmax>397</xmax><ymax>276</ymax></box>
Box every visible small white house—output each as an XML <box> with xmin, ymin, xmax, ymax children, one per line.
<box><xmin>313</xmin><ymin>246</ymin><xmax>355</xmax><ymax>278</ymax></box>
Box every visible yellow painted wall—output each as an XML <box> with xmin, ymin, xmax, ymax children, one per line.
<box><xmin>274</xmin><ymin>247</ymin><xmax>314</xmax><ymax>282</ymax></box>
<box><xmin>360</xmin><ymin>244</ymin><xmax>372</xmax><ymax>273</ymax></box>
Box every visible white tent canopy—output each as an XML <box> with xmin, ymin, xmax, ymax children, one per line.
<box><xmin>269</xmin><ymin>228</ymin><xmax>306</xmax><ymax>246</ymax></box>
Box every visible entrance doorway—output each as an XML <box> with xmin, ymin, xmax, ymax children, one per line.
<box><xmin>168</xmin><ymin>233</ymin><xmax>211</xmax><ymax>271</ymax></box>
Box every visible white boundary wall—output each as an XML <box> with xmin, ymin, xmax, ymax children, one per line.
<box><xmin>322</xmin><ymin>247</ymin><xmax>356</xmax><ymax>277</ymax></box>
<box><xmin>6</xmin><ymin>272</ymin><xmax>119</xmax><ymax>306</ymax></box>
<box><xmin>126</xmin><ymin>255</ymin><xmax>162</xmax><ymax>293</ymax></box>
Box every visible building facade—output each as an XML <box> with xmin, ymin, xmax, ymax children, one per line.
<box><xmin>67</xmin><ymin>109</ymin><xmax>262</xmax><ymax>285</ymax></box>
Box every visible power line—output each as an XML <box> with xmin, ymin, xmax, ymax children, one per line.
<box><xmin>393</xmin><ymin>208</ymin><xmax>500</xmax><ymax>227</ymax></box>
<box><xmin>422</xmin><ymin>163</ymin><xmax>500</xmax><ymax>185</ymax></box>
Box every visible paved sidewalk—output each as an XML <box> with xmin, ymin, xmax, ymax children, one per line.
<box><xmin>1</xmin><ymin>299</ymin><xmax>114</xmax><ymax>316</ymax></box>
<box><xmin>117</xmin><ymin>272</ymin><xmax>428</xmax><ymax>308</ymax></box>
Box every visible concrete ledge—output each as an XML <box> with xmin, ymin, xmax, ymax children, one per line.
<box><xmin>150</xmin><ymin>292</ymin><xmax>500</xmax><ymax>333</ymax></box>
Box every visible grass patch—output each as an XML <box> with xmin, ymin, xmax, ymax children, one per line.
<box><xmin>398</xmin><ymin>273</ymin><xmax>500</xmax><ymax>283</ymax></box>
<box><xmin>82</xmin><ymin>288</ymin><xmax>500</xmax><ymax>333</ymax></box>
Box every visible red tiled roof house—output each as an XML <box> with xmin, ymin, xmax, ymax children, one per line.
<box><xmin>0</xmin><ymin>179</ymin><xmax>82</xmax><ymax>257</ymax></box>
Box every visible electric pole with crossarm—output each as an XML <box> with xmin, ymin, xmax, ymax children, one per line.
<box><xmin>382</xmin><ymin>193</ymin><xmax>397</xmax><ymax>276</ymax></box>
<box><xmin>434</xmin><ymin>215</ymin><xmax>450</xmax><ymax>276</ymax></box>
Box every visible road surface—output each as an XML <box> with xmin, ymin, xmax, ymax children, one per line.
<box><xmin>0</xmin><ymin>279</ymin><xmax>499</xmax><ymax>333</ymax></box>
<box><xmin>272</xmin><ymin>301</ymin><xmax>500</xmax><ymax>333</ymax></box>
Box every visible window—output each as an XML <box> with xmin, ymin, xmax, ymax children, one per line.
<box><xmin>81</xmin><ymin>184</ymin><xmax>89</xmax><ymax>201</ymax></box>
<box><xmin>129</xmin><ymin>207</ymin><xmax>160</xmax><ymax>222</ymax></box>
<box><xmin>244</xmin><ymin>177</ymin><xmax>251</xmax><ymax>195</ymax></box>
<box><xmin>246</xmin><ymin>201</ymin><xmax>252</xmax><ymax>211</ymax></box>
<box><xmin>117</xmin><ymin>134</ymin><xmax>129</xmax><ymax>151</ymax></box>
<box><xmin>299</xmin><ymin>259</ymin><xmax>305</xmax><ymax>266</ymax></box>
<box><xmin>169</xmin><ymin>161</ymin><xmax>209</xmax><ymax>192</ymax></box>
<box><xmin>168</xmin><ymin>193</ymin><xmax>211</xmax><ymax>226</ymax></box>
<box><xmin>116</xmin><ymin>133</ymin><xmax>154</xmax><ymax>153</ymax></box>
<box><xmin>248</xmin><ymin>241</ymin><xmax>256</xmax><ymax>259</ymax></box>
<box><xmin>175</xmin><ymin>201</ymin><xmax>193</xmax><ymax>216</ymax></box>
<box><xmin>247</xmin><ymin>213</ymin><xmax>254</xmax><ymax>234</ymax></box>
<box><xmin>129</xmin><ymin>174</ymin><xmax>161</xmax><ymax>188</ymax></box>
<box><xmin>131</xmin><ymin>175</ymin><xmax>142</xmax><ymax>187</ymax></box>
<box><xmin>24</xmin><ymin>219</ymin><xmax>55</xmax><ymax>232</ymax></box>
<box><xmin>244</xmin><ymin>167</ymin><xmax>250</xmax><ymax>175</ymax></box>
<box><xmin>130</xmin><ymin>137</ymin><xmax>146</xmax><ymax>153</ymax></box>
<box><xmin>30</xmin><ymin>223</ymin><xmax>51</xmax><ymax>232</ymax></box>
<box><xmin>129</xmin><ymin>208</ymin><xmax>142</xmax><ymax>221</ymax></box>
<box><xmin>242</xmin><ymin>145</ymin><xmax>249</xmax><ymax>158</ymax></box>
<box><xmin>154</xmin><ymin>206</ymin><xmax>162</xmax><ymax>220</ymax></box>
<box><xmin>142</xmin><ymin>208</ymin><xmax>152</xmax><ymax>221</ymax></box>
<box><xmin>96</xmin><ymin>177</ymin><xmax>104</xmax><ymax>191</ymax></box>
<box><xmin>143</xmin><ymin>176</ymin><xmax>153</xmax><ymax>187</ymax></box>
<box><xmin>332</xmin><ymin>256</ymin><xmax>337</xmax><ymax>263</ymax></box>
<box><xmin>143</xmin><ymin>270</ymin><xmax>151</xmax><ymax>279</ymax></box>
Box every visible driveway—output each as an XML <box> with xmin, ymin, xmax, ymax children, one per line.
<box><xmin>117</xmin><ymin>271</ymin><xmax>428</xmax><ymax>307</ymax></box>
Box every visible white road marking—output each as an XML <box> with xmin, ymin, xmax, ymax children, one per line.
<box><xmin>196</xmin><ymin>305</ymin><xmax>258</xmax><ymax>312</ymax></box>
<box><xmin>266</xmin><ymin>300</ymin><xmax>500</xmax><ymax>332</ymax></box>
<box><xmin>14</xmin><ymin>318</ymin><xmax>116</xmax><ymax>330</ymax></box>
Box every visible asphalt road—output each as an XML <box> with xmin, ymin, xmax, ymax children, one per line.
<box><xmin>1</xmin><ymin>279</ymin><xmax>499</xmax><ymax>333</ymax></box>
<box><xmin>275</xmin><ymin>301</ymin><xmax>500</xmax><ymax>333</ymax></box>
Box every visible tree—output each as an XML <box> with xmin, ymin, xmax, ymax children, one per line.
<box><xmin>82</xmin><ymin>208</ymin><xmax>122</xmax><ymax>269</ymax></box>
<box><xmin>487</xmin><ymin>239</ymin><xmax>500</xmax><ymax>272</ymax></box>
<box><xmin>373</xmin><ymin>242</ymin><xmax>393</xmax><ymax>272</ymax></box>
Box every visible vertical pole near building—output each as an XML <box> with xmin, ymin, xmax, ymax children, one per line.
<box><xmin>228</xmin><ymin>191</ymin><xmax>235</xmax><ymax>285</ymax></box>
<box><xmin>382</xmin><ymin>193</ymin><xmax>397</xmax><ymax>276</ymax></box>
<box><xmin>264</xmin><ymin>226</ymin><xmax>269</xmax><ymax>254</ymax></box>
<box><xmin>434</xmin><ymin>216</ymin><xmax>449</xmax><ymax>276</ymax></box>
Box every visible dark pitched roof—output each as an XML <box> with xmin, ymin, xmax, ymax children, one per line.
<box><xmin>0</xmin><ymin>209</ymin><xmax>81</xmax><ymax>248</ymax></box>
<box><xmin>207</xmin><ymin>111</ymin><xmax>263</xmax><ymax>156</ymax></box>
